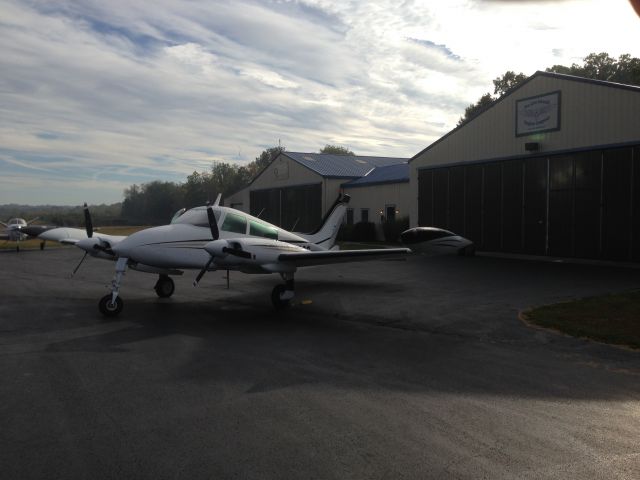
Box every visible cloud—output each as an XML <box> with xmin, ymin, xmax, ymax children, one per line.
<box><xmin>1</xmin><ymin>0</ymin><xmax>639</xmax><ymax>205</ymax></box>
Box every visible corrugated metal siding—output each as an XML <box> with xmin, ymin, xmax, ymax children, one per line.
<box><xmin>410</xmin><ymin>75</ymin><xmax>640</xmax><ymax>227</ymax></box>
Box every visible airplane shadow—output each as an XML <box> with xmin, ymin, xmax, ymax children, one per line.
<box><xmin>39</xmin><ymin>293</ymin><xmax>640</xmax><ymax>402</ymax></box>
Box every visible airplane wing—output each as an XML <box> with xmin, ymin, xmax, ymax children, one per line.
<box><xmin>38</xmin><ymin>227</ymin><xmax>89</xmax><ymax>245</ymax></box>
<box><xmin>277</xmin><ymin>248</ymin><xmax>411</xmax><ymax>268</ymax></box>
<box><xmin>38</xmin><ymin>227</ymin><xmax>125</xmax><ymax>246</ymax></box>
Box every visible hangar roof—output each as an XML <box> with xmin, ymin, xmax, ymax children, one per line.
<box><xmin>342</xmin><ymin>163</ymin><xmax>409</xmax><ymax>188</ymax></box>
<box><xmin>284</xmin><ymin>152</ymin><xmax>408</xmax><ymax>178</ymax></box>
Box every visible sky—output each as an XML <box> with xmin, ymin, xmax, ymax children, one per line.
<box><xmin>1</xmin><ymin>0</ymin><xmax>639</xmax><ymax>205</ymax></box>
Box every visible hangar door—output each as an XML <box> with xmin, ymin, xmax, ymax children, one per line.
<box><xmin>250</xmin><ymin>183</ymin><xmax>322</xmax><ymax>232</ymax></box>
<box><xmin>417</xmin><ymin>145</ymin><xmax>640</xmax><ymax>261</ymax></box>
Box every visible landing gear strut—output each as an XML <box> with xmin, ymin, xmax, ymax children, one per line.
<box><xmin>271</xmin><ymin>272</ymin><xmax>294</xmax><ymax>309</ymax></box>
<box><xmin>99</xmin><ymin>257</ymin><xmax>128</xmax><ymax>317</ymax></box>
<box><xmin>154</xmin><ymin>274</ymin><xmax>175</xmax><ymax>298</ymax></box>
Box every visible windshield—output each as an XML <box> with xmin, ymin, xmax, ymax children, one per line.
<box><xmin>171</xmin><ymin>207</ymin><xmax>220</xmax><ymax>227</ymax></box>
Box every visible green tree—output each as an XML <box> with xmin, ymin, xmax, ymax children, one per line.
<box><xmin>319</xmin><ymin>144</ymin><xmax>355</xmax><ymax>155</ymax></box>
<box><xmin>547</xmin><ymin>52</ymin><xmax>640</xmax><ymax>85</ymax></box>
<box><xmin>457</xmin><ymin>92</ymin><xmax>494</xmax><ymax>126</ymax></box>
<box><xmin>247</xmin><ymin>146</ymin><xmax>286</xmax><ymax>178</ymax></box>
<box><xmin>492</xmin><ymin>70</ymin><xmax>528</xmax><ymax>96</ymax></box>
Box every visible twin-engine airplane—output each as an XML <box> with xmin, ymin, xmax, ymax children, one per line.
<box><xmin>0</xmin><ymin>216</ymin><xmax>47</xmax><ymax>251</ymax></box>
<box><xmin>64</xmin><ymin>194</ymin><xmax>410</xmax><ymax>317</ymax></box>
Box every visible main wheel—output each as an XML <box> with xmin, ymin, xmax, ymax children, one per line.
<box><xmin>99</xmin><ymin>294</ymin><xmax>124</xmax><ymax>317</ymax></box>
<box><xmin>271</xmin><ymin>284</ymin><xmax>290</xmax><ymax>309</ymax></box>
<box><xmin>154</xmin><ymin>275</ymin><xmax>175</xmax><ymax>298</ymax></box>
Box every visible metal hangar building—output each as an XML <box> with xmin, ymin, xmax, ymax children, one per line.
<box><xmin>227</xmin><ymin>152</ymin><xmax>407</xmax><ymax>233</ymax></box>
<box><xmin>409</xmin><ymin>71</ymin><xmax>640</xmax><ymax>262</ymax></box>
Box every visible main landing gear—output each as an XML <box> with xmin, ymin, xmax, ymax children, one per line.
<box><xmin>154</xmin><ymin>274</ymin><xmax>175</xmax><ymax>298</ymax></box>
<box><xmin>271</xmin><ymin>272</ymin><xmax>295</xmax><ymax>309</ymax></box>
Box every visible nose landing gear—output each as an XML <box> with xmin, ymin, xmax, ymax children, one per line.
<box><xmin>99</xmin><ymin>257</ymin><xmax>128</xmax><ymax>317</ymax></box>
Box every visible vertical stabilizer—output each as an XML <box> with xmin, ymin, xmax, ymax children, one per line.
<box><xmin>296</xmin><ymin>194</ymin><xmax>350</xmax><ymax>250</ymax></box>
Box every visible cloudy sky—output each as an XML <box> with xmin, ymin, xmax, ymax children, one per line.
<box><xmin>1</xmin><ymin>0</ymin><xmax>639</xmax><ymax>205</ymax></box>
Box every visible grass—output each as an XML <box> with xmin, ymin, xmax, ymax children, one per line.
<box><xmin>523</xmin><ymin>290</ymin><xmax>640</xmax><ymax>350</ymax></box>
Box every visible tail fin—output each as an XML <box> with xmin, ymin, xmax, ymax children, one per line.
<box><xmin>296</xmin><ymin>193</ymin><xmax>350</xmax><ymax>250</ymax></box>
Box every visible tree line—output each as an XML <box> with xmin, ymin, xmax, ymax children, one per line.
<box><xmin>121</xmin><ymin>144</ymin><xmax>354</xmax><ymax>225</ymax></box>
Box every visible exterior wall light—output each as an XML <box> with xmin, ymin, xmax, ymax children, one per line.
<box><xmin>525</xmin><ymin>142</ymin><xmax>540</xmax><ymax>152</ymax></box>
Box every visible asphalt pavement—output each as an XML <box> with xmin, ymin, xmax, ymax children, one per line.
<box><xmin>1</xmin><ymin>247</ymin><xmax>639</xmax><ymax>479</ymax></box>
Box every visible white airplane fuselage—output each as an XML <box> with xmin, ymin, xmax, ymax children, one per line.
<box><xmin>111</xmin><ymin>207</ymin><xmax>317</xmax><ymax>273</ymax></box>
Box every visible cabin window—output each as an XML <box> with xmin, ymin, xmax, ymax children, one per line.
<box><xmin>249</xmin><ymin>220</ymin><xmax>278</xmax><ymax>239</ymax></box>
<box><xmin>221</xmin><ymin>212</ymin><xmax>247</xmax><ymax>234</ymax></box>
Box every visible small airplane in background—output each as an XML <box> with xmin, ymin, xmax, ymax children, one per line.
<box><xmin>54</xmin><ymin>194</ymin><xmax>411</xmax><ymax>317</ymax></box>
<box><xmin>0</xmin><ymin>216</ymin><xmax>52</xmax><ymax>251</ymax></box>
<box><xmin>400</xmin><ymin>227</ymin><xmax>475</xmax><ymax>256</ymax></box>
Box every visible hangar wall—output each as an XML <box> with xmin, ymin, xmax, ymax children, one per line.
<box><xmin>343</xmin><ymin>182</ymin><xmax>410</xmax><ymax>224</ymax></box>
<box><xmin>410</xmin><ymin>72</ymin><xmax>640</xmax><ymax>261</ymax></box>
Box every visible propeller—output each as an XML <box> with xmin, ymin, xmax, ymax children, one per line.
<box><xmin>71</xmin><ymin>252</ymin><xmax>88</xmax><ymax>277</ymax></box>
<box><xmin>193</xmin><ymin>206</ymin><xmax>220</xmax><ymax>286</ymax></box>
<box><xmin>83</xmin><ymin>203</ymin><xmax>93</xmax><ymax>238</ymax></box>
<box><xmin>193</xmin><ymin>206</ymin><xmax>251</xmax><ymax>286</ymax></box>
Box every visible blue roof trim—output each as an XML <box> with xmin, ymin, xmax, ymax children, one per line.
<box><xmin>343</xmin><ymin>178</ymin><xmax>409</xmax><ymax>189</ymax></box>
<box><xmin>415</xmin><ymin>140</ymin><xmax>640</xmax><ymax>172</ymax></box>
<box><xmin>341</xmin><ymin>162</ymin><xmax>409</xmax><ymax>188</ymax></box>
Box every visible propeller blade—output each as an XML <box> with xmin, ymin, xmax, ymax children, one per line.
<box><xmin>222</xmin><ymin>247</ymin><xmax>251</xmax><ymax>259</ymax></box>
<box><xmin>83</xmin><ymin>203</ymin><xmax>93</xmax><ymax>238</ymax></box>
<box><xmin>206</xmin><ymin>206</ymin><xmax>219</xmax><ymax>240</ymax></box>
<box><xmin>71</xmin><ymin>252</ymin><xmax>88</xmax><ymax>277</ymax></box>
<box><xmin>193</xmin><ymin>256</ymin><xmax>215</xmax><ymax>287</ymax></box>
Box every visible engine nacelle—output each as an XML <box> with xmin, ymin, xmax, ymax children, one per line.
<box><xmin>203</xmin><ymin>239</ymin><xmax>230</xmax><ymax>257</ymax></box>
<box><xmin>76</xmin><ymin>237</ymin><xmax>116</xmax><ymax>259</ymax></box>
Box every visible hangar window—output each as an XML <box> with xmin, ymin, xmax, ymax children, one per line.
<box><xmin>346</xmin><ymin>208</ymin><xmax>354</xmax><ymax>225</ymax></box>
<box><xmin>221</xmin><ymin>212</ymin><xmax>247</xmax><ymax>234</ymax></box>
<box><xmin>249</xmin><ymin>220</ymin><xmax>278</xmax><ymax>239</ymax></box>
<box><xmin>361</xmin><ymin>208</ymin><xmax>369</xmax><ymax>223</ymax></box>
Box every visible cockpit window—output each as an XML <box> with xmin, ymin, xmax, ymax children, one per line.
<box><xmin>221</xmin><ymin>212</ymin><xmax>247</xmax><ymax>234</ymax></box>
<box><xmin>171</xmin><ymin>208</ymin><xmax>186</xmax><ymax>223</ymax></box>
<box><xmin>171</xmin><ymin>207</ymin><xmax>220</xmax><ymax>227</ymax></box>
<box><xmin>249</xmin><ymin>220</ymin><xmax>278</xmax><ymax>239</ymax></box>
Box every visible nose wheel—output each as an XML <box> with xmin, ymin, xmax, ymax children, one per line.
<box><xmin>154</xmin><ymin>274</ymin><xmax>175</xmax><ymax>298</ymax></box>
<box><xmin>99</xmin><ymin>294</ymin><xmax>123</xmax><ymax>317</ymax></box>
<box><xmin>98</xmin><ymin>257</ymin><xmax>127</xmax><ymax>317</ymax></box>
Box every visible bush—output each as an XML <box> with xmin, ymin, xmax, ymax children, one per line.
<box><xmin>337</xmin><ymin>221</ymin><xmax>377</xmax><ymax>242</ymax></box>
<box><xmin>382</xmin><ymin>216</ymin><xmax>409</xmax><ymax>243</ymax></box>
<box><xmin>353</xmin><ymin>222</ymin><xmax>377</xmax><ymax>242</ymax></box>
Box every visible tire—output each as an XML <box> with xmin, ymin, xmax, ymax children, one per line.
<box><xmin>271</xmin><ymin>284</ymin><xmax>290</xmax><ymax>310</ymax></box>
<box><xmin>99</xmin><ymin>294</ymin><xmax>124</xmax><ymax>317</ymax></box>
<box><xmin>154</xmin><ymin>275</ymin><xmax>175</xmax><ymax>298</ymax></box>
